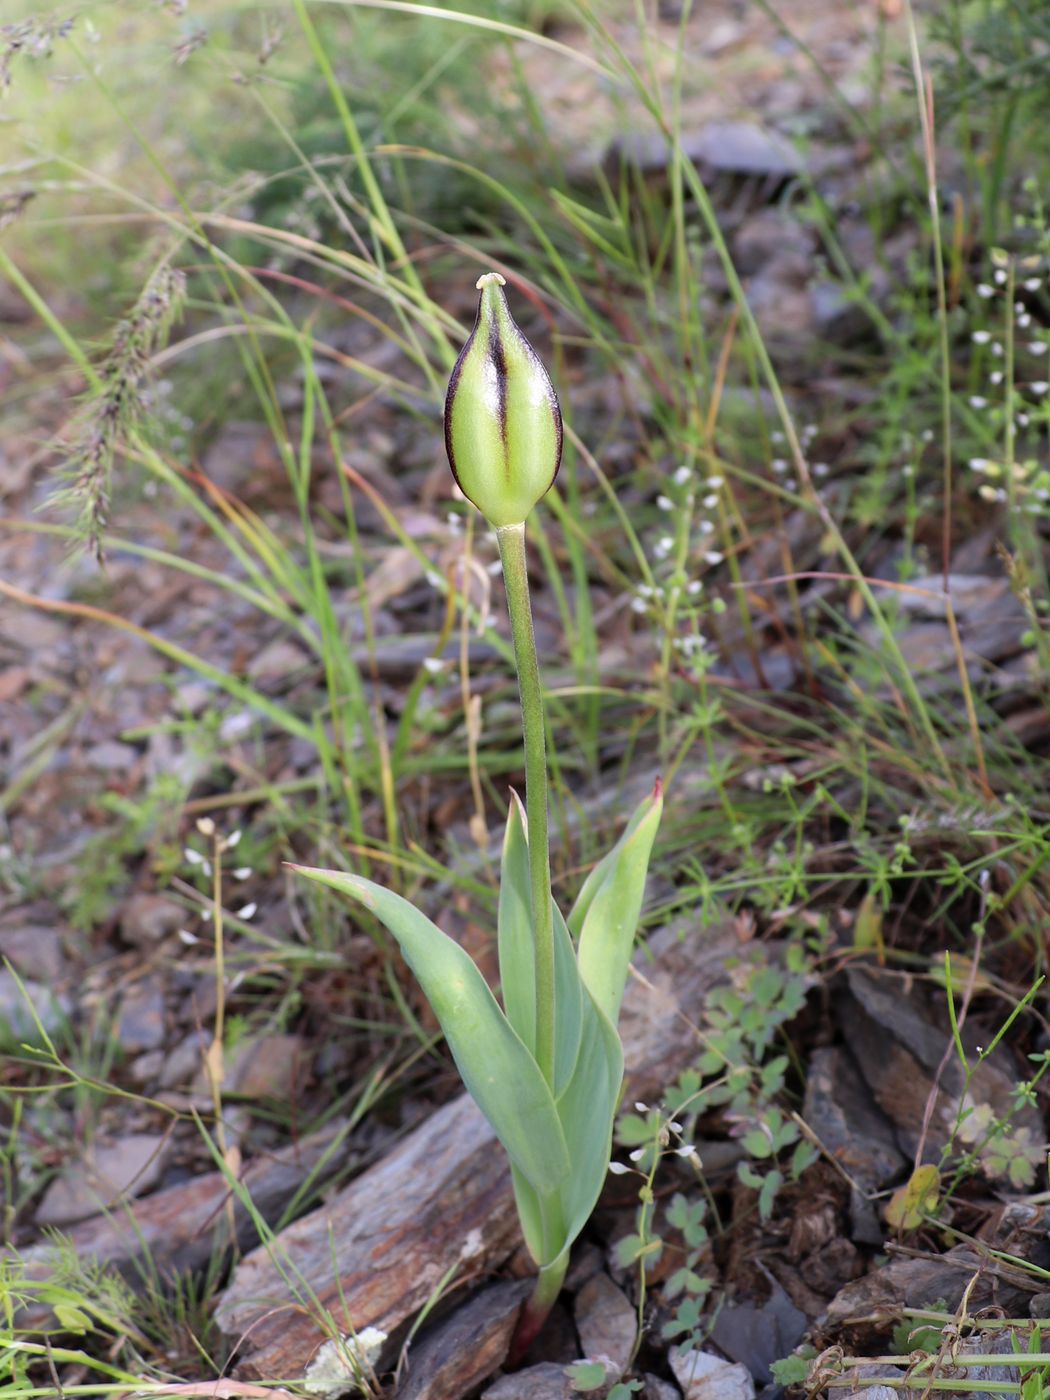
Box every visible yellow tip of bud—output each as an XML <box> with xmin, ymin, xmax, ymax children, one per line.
<box><xmin>475</xmin><ymin>271</ymin><xmax>506</xmax><ymax>290</ymax></box>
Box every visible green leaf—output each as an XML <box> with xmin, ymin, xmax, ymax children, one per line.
<box><xmin>553</xmin><ymin>979</ymin><xmax>623</xmax><ymax>1257</ymax></box>
<box><xmin>499</xmin><ymin>795</ymin><xmax>582</xmax><ymax>1096</ymax></box>
<box><xmin>574</xmin><ymin>781</ymin><xmax>662</xmax><ymax>1026</ymax></box>
<box><xmin>568</xmin><ymin>781</ymin><xmax>660</xmax><ymax>939</ymax></box>
<box><xmin>567</xmin><ymin>1360</ymin><xmax>609</xmax><ymax>1392</ymax></box>
<box><xmin>291</xmin><ymin>864</ymin><xmax>570</xmax><ymax>1196</ymax></box>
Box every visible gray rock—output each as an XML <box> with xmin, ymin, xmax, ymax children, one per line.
<box><xmin>0</xmin><ymin>971</ymin><xmax>70</xmax><ymax>1043</ymax></box>
<box><xmin>160</xmin><ymin>1029</ymin><xmax>209</xmax><ymax>1088</ymax></box>
<box><xmin>684</xmin><ymin>121</ymin><xmax>803</xmax><ymax>179</ymax></box>
<box><xmin>645</xmin><ymin>1377</ymin><xmax>680</xmax><ymax>1400</ymax></box>
<box><xmin>0</xmin><ymin>922</ymin><xmax>66</xmax><ymax>983</ymax></box>
<box><xmin>119</xmin><ymin>894</ymin><xmax>184</xmax><ymax>947</ymax></box>
<box><xmin>194</xmin><ymin>1033</ymin><xmax>309</xmax><ymax>1100</ymax></box>
<box><xmin>482</xmin><ymin>1362</ymin><xmax>575</xmax><ymax>1400</ymax></box>
<box><xmin>115</xmin><ymin>983</ymin><xmax>166</xmax><ymax>1053</ymax></box>
<box><xmin>575</xmin><ymin>1272</ymin><xmax>636</xmax><ymax>1379</ymax></box>
<box><xmin>35</xmin><ymin>1133</ymin><xmax>169</xmax><ymax>1226</ymax></box>
<box><xmin>669</xmin><ymin>1349</ymin><xmax>755</xmax><ymax>1400</ymax></box>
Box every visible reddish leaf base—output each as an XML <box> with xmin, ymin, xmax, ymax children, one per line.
<box><xmin>505</xmin><ymin>1257</ymin><xmax>568</xmax><ymax>1371</ymax></box>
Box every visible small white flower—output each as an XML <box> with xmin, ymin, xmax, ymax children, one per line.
<box><xmin>422</xmin><ymin>657</ymin><xmax>445</xmax><ymax>675</ymax></box>
<box><xmin>1018</xmin><ymin>313</ymin><xmax>1032</xmax><ymax>329</ymax></box>
<box><xmin>686</xmin><ymin>579</ymin><xmax>703</xmax><ymax>596</ymax></box>
<box><xmin>902</xmin><ymin>464</ymin><xmax>914</xmax><ymax>478</ymax></box>
<box><xmin>425</xmin><ymin>570</ymin><xmax>443</xmax><ymax>589</ymax></box>
<box><xmin>608</xmin><ymin>1161</ymin><xmax>630</xmax><ymax>1176</ymax></box>
<box><xmin>702</xmin><ymin>493</ymin><xmax>720</xmax><ymax>509</ymax></box>
<box><xmin>976</xmin><ymin>283</ymin><xmax>995</xmax><ymax>298</ymax></box>
<box><xmin>989</xmin><ymin>371</ymin><xmax>1004</xmax><ymax>385</ymax></box>
<box><xmin>233</xmin><ymin>866</ymin><xmax>252</xmax><ymax>880</ymax></box>
<box><xmin>1023</xmin><ymin>277</ymin><xmax>1042</xmax><ymax>291</ymax></box>
<box><xmin>771</xmin><ymin>458</ymin><xmax>788</xmax><ymax>474</ymax></box>
<box><xmin>707</xmin><ymin>475</ymin><xmax>724</xmax><ymax>488</ymax></box>
<box><xmin>1017</xmin><ymin>412</ymin><xmax>1030</xmax><ymax>427</ymax></box>
<box><xmin>698</xmin><ymin>519</ymin><xmax>715</xmax><ymax>535</ymax></box>
<box><xmin>1029</xmin><ymin>342</ymin><xmax>1048</xmax><ymax>354</ymax></box>
<box><xmin>969</xmin><ymin>458</ymin><xmax>990</xmax><ymax>472</ymax></box>
<box><xmin>631</xmin><ymin>597</ymin><xmax>648</xmax><ymax>614</ymax></box>
<box><xmin>1031</xmin><ymin>381</ymin><xmax>1049</xmax><ymax>395</ymax></box>
<box><xmin>674</xmin><ymin>1143</ymin><xmax>697</xmax><ymax>1157</ymax></box>
<box><xmin>184</xmin><ymin>848</ymin><xmax>204</xmax><ymax>865</ymax></box>
<box><xmin>178</xmin><ymin>929</ymin><xmax>198</xmax><ymax>945</ymax></box>
<box><xmin>994</xmin><ymin>268</ymin><xmax>1008</xmax><ymax>285</ymax></box>
<box><xmin>197</xmin><ymin>817</ymin><xmax>216</xmax><ymax>837</ymax></box>
<box><xmin>487</xmin><ymin>559</ymin><xmax>503</xmax><ymax>576</ymax></box>
<box><xmin>813</xmin><ymin>462</ymin><xmax>830</xmax><ymax>477</ymax></box>
<box><xmin>771</xmin><ymin>430</ymin><xmax>785</xmax><ymax>444</ymax></box>
<box><xmin>634</xmin><ymin>1101</ymin><xmax>649</xmax><ymax>1112</ymax></box>
<box><xmin>236</xmin><ymin>902</ymin><xmax>257</xmax><ymax>920</ymax></box>
<box><xmin>628</xmin><ymin>1148</ymin><xmax>646</xmax><ymax>1163</ymax></box>
<box><xmin>991</xmin><ymin>341</ymin><xmax>1004</xmax><ymax>356</ymax></box>
<box><xmin>673</xmin><ymin>465</ymin><xmax>692</xmax><ymax>486</ymax></box>
<box><xmin>969</xmin><ymin>396</ymin><xmax>989</xmax><ymax>409</ymax></box>
<box><xmin>227</xmin><ymin>829</ymin><xmax>242</xmax><ymax>848</ymax></box>
<box><xmin>971</xmin><ymin>330</ymin><xmax>991</xmax><ymax>344</ymax></box>
<box><xmin>704</xmin><ymin>550</ymin><xmax>724</xmax><ymax>564</ymax></box>
<box><xmin>657</xmin><ymin>495</ymin><xmax>674</xmax><ymax>511</ymax></box>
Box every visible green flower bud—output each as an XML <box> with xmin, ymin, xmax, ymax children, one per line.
<box><xmin>444</xmin><ymin>272</ymin><xmax>562</xmax><ymax>528</ymax></box>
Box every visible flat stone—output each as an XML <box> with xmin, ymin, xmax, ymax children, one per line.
<box><xmin>119</xmin><ymin>893</ymin><xmax>184</xmax><ymax>947</ymax></box>
<box><xmin>35</xmin><ymin>1133</ymin><xmax>169</xmax><ymax>1226</ymax></box>
<box><xmin>247</xmin><ymin>638</ymin><xmax>310</xmax><ymax>683</ymax></box>
<box><xmin>644</xmin><ymin>1376</ymin><xmax>680</xmax><ymax>1400</ymax></box>
<box><xmin>160</xmin><ymin>1029</ymin><xmax>209</xmax><ymax>1088</ymax></box>
<box><xmin>0</xmin><ymin>972</ymin><xmax>70</xmax><ymax>1043</ymax></box>
<box><xmin>669</xmin><ymin>1349</ymin><xmax>754</xmax><ymax>1400</ymax></box>
<box><xmin>199</xmin><ymin>1034</ymin><xmax>308</xmax><ymax>1100</ymax></box>
<box><xmin>684</xmin><ymin>121</ymin><xmax>803</xmax><ymax>178</ymax></box>
<box><xmin>115</xmin><ymin>982</ymin><xmax>166</xmax><ymax>1053</ymax></box>
<box><xmin>0</xmin><ymin>922</ymin><xmax>66</xmax><ymax>982</ymax></box>
<box><xmin>482</xmin><ymin>1362</ymin><xmax>575</xmax><ymax>1400</ymax></box>
<box><xmin>574</xmin><ymin>1272</ymin><xmax>636</xmax><ymax>1379</ymax></box>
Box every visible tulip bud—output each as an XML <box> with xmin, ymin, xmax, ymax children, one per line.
<box><xmin>444</xmin><ymin>272</ymin><xmax>562</xmax><ymax>528</ymax></box>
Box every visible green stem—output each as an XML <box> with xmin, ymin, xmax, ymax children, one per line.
<box><xmin>497</xmin><ymin>521</ymin><xmax>555</xmax><ymax>1087</ymax></box>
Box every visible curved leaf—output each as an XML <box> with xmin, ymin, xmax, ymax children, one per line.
<box><xmin>568</xmin><ymin>780</ymin><xmax>661</xmax><ymax>939</ymax></box>
<box><xmin>291</xmin><ymin>863</ymin><xmax>570</xmax><ymax>1196</ymax></box>
<box><xmin>575</xmin><ymin>782</ymin><xmax>662</xmax><ymax>1025</ymax></box>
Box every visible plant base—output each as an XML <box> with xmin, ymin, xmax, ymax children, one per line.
<box><xmin>505</xmin><ymin>1256</ymin><xmax>568</xmax><ymax>1370</ymax></box>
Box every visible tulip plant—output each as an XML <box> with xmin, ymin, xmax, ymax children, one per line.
<box><xmin>292</xmin><ymin>273</ymin><xmax>661</xmax><ymax>1358</ymax></box>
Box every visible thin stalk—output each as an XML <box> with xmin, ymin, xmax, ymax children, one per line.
<box><xmin>497</xmin><ymin>522</ymin><xmax>555</xmax><ymax>1088</ymax></box>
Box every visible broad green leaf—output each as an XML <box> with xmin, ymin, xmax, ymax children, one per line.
<box><xmin>552</xmin><ymin>983</ymin><xmax>623</xmax><ymax>1260</ymax></box>
<box><xmin>568</xmin><ymin>781</ymin><xmax>660</xmax><ymax>940</ymax></box>
<box><xmin>576</xmin><ymin>783</ymin><xmax>662</xmax><ymax>1025</ymax></box>
<box><xmin>499</xmin><ymin>794</ymin><xmax>582</xmax><ymax>1096</ymax></box>
<box><xmin>291</xmin><ymin>864</ymin><xmax>570</xmax><ymax>1197</ymax></box>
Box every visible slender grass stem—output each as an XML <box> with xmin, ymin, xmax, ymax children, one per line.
<box><xmin>497</xmin><ymin>521</ymin><xmax>555</xmax><ymax>1088</ymax></box>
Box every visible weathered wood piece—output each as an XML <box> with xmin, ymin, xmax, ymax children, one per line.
<box><xmin>216</xmin><ymin>921</ymin><xmax>737</xmax><ymax>1385</ymax></box>
<box><xmin>396</xmin><ymin>1280</ymin><xmax>531</xmax><ymax>1400</ymax></box>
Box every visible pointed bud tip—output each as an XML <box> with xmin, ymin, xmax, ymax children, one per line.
<box><xmin>476</xmin><ymin>271</ymin><xmax>506</xmax><ymax>290</ymax></box>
